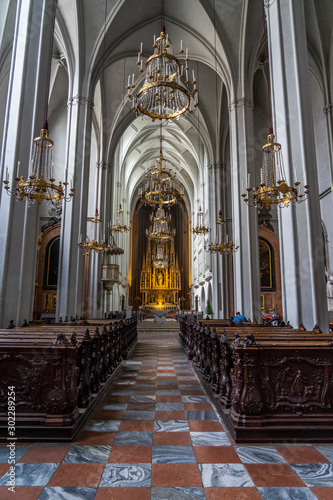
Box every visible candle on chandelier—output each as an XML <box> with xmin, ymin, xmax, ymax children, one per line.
<box><xmin>180</xmin><ymin>40</ymin><xmax>183</xmax><ymax>51</ymax></box>
<box><xmin>140</xmin><ymin>42</ymin><xmax>143</xmax><ymax>53</ymax></box>
<box><xmin>16</xmin><ymin>161</ymin><xmax>20</xmax><ymax>178</ymax></box>
<box><xmin>186</xmin><ymin>48</ymin><xmax>188</xmax><ymax>58</ymax></box>
<box><xmin>192</xmin><ymin>70</ymin><xmax>195</xmax><ymax>82</ymax></box>
<box><xmin>127</xmin><ymin>75</ymin><xmax>131</xmax><ymax>86</ymax></box>
<box><xmin>132</xmin><ymin>74</ymin><xmax>135</xmax><ymax>85</ymax></box>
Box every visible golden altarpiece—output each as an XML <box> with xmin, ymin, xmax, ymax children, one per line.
<box><xmin>140</xmin><ymin>236</ymin><xmax>181</xmax><ymax>310</ymax></box>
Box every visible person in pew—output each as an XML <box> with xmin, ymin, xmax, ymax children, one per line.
<box><xmin>233</xmin><ymin>312</ymin><xmax>248</xmax><ymax>323</ymax></box>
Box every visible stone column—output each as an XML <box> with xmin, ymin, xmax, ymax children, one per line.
<box><xmin>0</xmin><ymin>0</ymin><xmax>55</xmax><ymax>327</ymax></box>
<box><xmin>57</xmin><ymin>93</ymin><xmax>93</xmax><ymax>320</ymax></box>
<box><xmin>266</xmin><ymin>0</ymin><xmax>328</xmax><ymax>330</ymax></box>
<box><xmin>229</xmin><ymin>98</ymin><xmax>261</xmax><ymax>321</ymax></box>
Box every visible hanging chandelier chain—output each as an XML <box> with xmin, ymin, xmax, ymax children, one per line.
<box><xmin>45</xmin><ymin>0</ymin><xmax>58</xmax><ymax>124</ymax></box>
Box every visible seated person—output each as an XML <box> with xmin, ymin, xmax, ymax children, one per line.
<box><xmin>233</xmin><ymin>311</ymin><xmax>248</xmax><ymax>323</ymax></box>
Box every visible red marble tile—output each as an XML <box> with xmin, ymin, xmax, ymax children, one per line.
<box><xmin>183</xmin><ymin>403</ymin><xmax>214</xmax><ymax>411</ymax></box>
<box><xmin>180</xmin><ymin>390</ymin><xmax>205</xmax><ymax>396</ymax></box>
<box><xmin>108</xmin><ymin>446</ymin><xmax>152</xmax><ymax>463</ymax></box>
<box><xmin>0</xmin><ymin>464</ymin><xmax>10</xmax><ymax>476</ymax></box>
<box><xmin>153</xmin><ymin>432</ymin><xmax>192</xmax><ymax>446</ymax></box>
<box><xmin>118</xmin><ymin>420</ymin><xmax>155</xmax><ymax>432</ymax></box>
<box><xmin>17</xmin><ymin>444</ymin><xmax>70</xmax><ymax>463</ymax></box>
<box><xmin>0</xmin><ymin>487</ymin><xmax>43</xmax><ymax>500</ymax></box>
<box><xmin>95</xmin><ymin>487</ymin><xmax>151</xmax><ymax>500</ymax></box>
<box><xmin>194</xmin><ymin>446</ymin><xmax>241</xmax><ymax>463</ymax></box>
<box><xmin>102</xmin><ymin>396</ymin><xmax>130</xmax><ymax>403</ymax></box>
<box><xmin>135</xmin><ymin>380</ymin><xmax>156</xmax><ymax>385</ymax></box>
<box><xmin>245</xmin><ymin>463</ymin><xmax>306</xmax><ymax>487</ymax></box>
<box><xmin>310</xmin><ymin>487</ymin><xmax>333</xmax><ymax>500</ymax></box>
<box><xmin>156</xmin><ymin>396</ymin><xmax>182</xmax><ymax>402</ymax></box>
<box><xmin>151</xmin><ymin>464</ymin><xmax>202</xmax><ymax>487</ymax></box>
<box><xmin>276</xmin><ymin>446</ymin><xmax>330</xmax><ymax>464</ymax></box>
<box><xmin>155</xmin><ymin>411</ymin><xmax>186</xmax><ymax>420</ymax></box>
<box><xmin>47</xmin><ymin>463</ymin><xmax>104</xmax><ymax>487</ymax></box>
<box><xmin>157</xmin><ymin>370</ymin><xmax>175</xmax><ymax>373</ymax></box>
<box><xmin>188</xmin><ymin>420</ymin><xmax>225</xmax><ymax>432</ymax></box>
<box><xmin>131</xmin><ymin>390</ymin><xmax>156</xmax><ymax>395</ymax></box>
<box><xmin>205</xmin><ymin>487</ymin><xmax>262</xmax><ymax>500</ymax></box>
<box><xmin>74</xmin><ymin>431</ymin><xmax>116</xmax><ymax>446</ymax></box>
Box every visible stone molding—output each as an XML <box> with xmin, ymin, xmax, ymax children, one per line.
<box><xmin>67</xmin><ymin>94</ymin><xmax>94</xmax><ymax>109</ymax></box>
<box><xmin>323</xmin><ymin>104</ymin><xmax>333</xmax><ymax>115</ymax></box>
<box><xmin>228</xmin><ymin>98</ymin><xmax>254</xmax><ymax>112</ymax></box>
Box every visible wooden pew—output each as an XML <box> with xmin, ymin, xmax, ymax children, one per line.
<box><xmin>0</xmin><ymin>318</ymin><xmax>138</xmax><ymax>440</ymax></box>
<box><xmin>179</xmin><ymin>317</ymin><xmax>333</xmax><ymax>442</ymax></box>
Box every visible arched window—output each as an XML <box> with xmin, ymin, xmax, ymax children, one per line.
<box><xmin>43</xmin><ymin>236</ymin><xmax>60</xmax><ymax>289</ymax></box>
<box><xmin>259</xmin><ymin>237</ymin><xmax>275</xmax><ymax>291</ymax></box>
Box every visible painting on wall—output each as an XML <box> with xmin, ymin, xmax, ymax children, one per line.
<box><xmin>259</xmin><ymin>237</ymin><xmax>275</xmax><ymax>291</ymax></box>
<box><xmin>43</xmin><ymin>236</ymin><xmax>60</xmax><ymax>290</ymax></box>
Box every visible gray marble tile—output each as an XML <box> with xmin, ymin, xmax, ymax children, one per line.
<box><xmin>114</xmin><ymin>380</ymin><xmax>135</xmax><ymax>385</ymax></box>
<box><xmin>157</xmin><ymin>380</ymin><xmax>178</xmax><ymax>386</ymax></box>
<box><xmin>179</xmin><ymin>385</ymin><xmax>202</xmax><ymax>391</ymax></box>
<box><xmin>155</xmin><ymin>403</ymin><xmax>184</xmax><ymax>411</ymax></box>
<box><xmin>38</xmin><ymin>487</ymin><xmax>97</xmax><ymax>500</ymax></box>
<box><xmin>315</xmin><ymin>445</ymin><xmax>333</xmax><ymax>463</ymax></box>
<box><xmin>151</xmin><ymin>487</ymin><xmax>206</xmax><ymax>500</ymax></box>
<box><xmin>152</xmin><ymin>446</ymin><xmax>196</xmax><ymax>463</ymax></box>
<box><xmin>137</xmin><ymin>376</ymin><xmax>157</xmax><ymax>380</ymax></box>
<box><xmin>113</xmin><ymin>431</ymin><xmax>153</xmax><ymax>446</ymax></box>
<box><xmin>182</xmin><ymin>396</ymin><xmax>209</xmax><ymax>403</ymax></box>
<box><xmin>84</xmin><ymin>420</ymin><xmax>121</xmax><ymax>432</ymax></box>
<box><xmin>100</xmin><ymin>463</ymin><xmax>151</xmax><ymax>487</ymax></box>
<box><xmin>185</xmin><ymin>411</ymin><xmax>218</xmax><ymax>421</ymax></box>
<box><xmin>199</xmin><ymin>463</ymin><xmax>254</xmax><ymax>487</ymax></box>
<box><xmin>123</xmin><ymin>410</ymin><xmax>155</xmax><ymax>420</ymax></box>
<box><xmin>130</xmin><ymin>395</ymin><xmax>156</xmax><ymax>403</ymax></box>
<box><xmin>154</xmin><ymin>420</ymin><xmax>190</xmax><ymax>432</ymax></box>
<box><xmin>257</xmin><ymin>487</ymin><xmax>318</xmax><ymax>500</ymax></box>
<box><xmin>177</xmin><ymin>377</ymin><xmax>196</xmax><ymax>381</ymax></box>
<box><xmin>99</xmin><ymin>403</ymin><xmax>128</xmax><ymax>410</ymax></box>
<box><xmin>0</xmin><ymin>463</ymin><xmax>59</xmax><ymax>486</ymax></box>
<box><xmin>290</xmin><ymin>463</ymin><xmax>333</xmax><ymax>486</ymax></box>
<box><xmin>190</xmin><ymin>431</ymin><xmax>231</xmax><ymax>446</ymax></box>
<box><xmin>0</xmin><ymin>445</ymin><xmax>31</xmax><ymax>463</ymax></box>
<box><xmin>63</xmin><ymin>445</ymin><xmax>111</xmax><ymax>463</ymax></box>
<box><xmin>235</xmin><ymin>446</ymin><xmax>286</xmax><ymax>464</ymax></box>
<box><xmin>156</xmin><ymin>390</ymin><xmax>181</xmax><ymax>395</ymax></box>
<box><xmin>156</xmin><ymin>373</ymin><xmax>176</xmax><ymax>377</ymax></box>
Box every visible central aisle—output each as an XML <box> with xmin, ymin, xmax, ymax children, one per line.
<box><xmin>2</xmin><ymin>324</ymin><xmax>332</xmax><ymax>499</ymax></box>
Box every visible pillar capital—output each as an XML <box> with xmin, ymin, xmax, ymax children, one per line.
<box><xmin>228</xmin><ymin>98</ymin><xmax>254</xmax><ymax>113</ymax></box>
<box><xmin>67</xmin><ymin>94</ymin><xmax>94</xmax><ymax>109</ymax></box>
<box><xmin>323</xmin><ymin>104</ymin><xmax>333</xmax><ymax>115</ymax></box>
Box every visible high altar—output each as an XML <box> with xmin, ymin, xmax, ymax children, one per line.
<box><xmin>140</xmin><ymin>236</ymin><xmax>181</xmax><ymax>310</ymax></box>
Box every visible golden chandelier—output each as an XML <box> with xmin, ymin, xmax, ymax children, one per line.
<box><xmin>126</xmin><ymin>30</ymin><xmax>198</xmax><ymax>121</ymax></box>
<box><xmin>146</xmin><ymin>205</ymin><xmax>174</xmax><ymax>242</ymax></box>
<box><xmin>143</xmin><ymin>152</ymin><xmax>180</xmax><ymax>207</ymax></box>
<box><xmin>112</xmin><ymin>204</ymin><xmax>130</xmax><ymax>233</ymax></box>
<box><xmin>242</xmin><ymin>133</ymin><xmax>309</xmax><ymax>209</ymax></box>
<box><xmin>192</xmin><ymin>206</ymin><xmax>210</xmax><ymax>235</ymax></box>
<box><xmin>206</xmin><ymin>211</ymin><xmax>239</xmax><ymax>255</ymax></box>
<box><xmin>3</xmin><ymin>124</ymin><xmax>74</xmax><ymax>207</ymax></box>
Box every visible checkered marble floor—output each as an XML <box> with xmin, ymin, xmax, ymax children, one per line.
<box><xmin>1</xmin><ymin>326</ymin><xmax>333</xmax><ymax>499</ymax></box>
